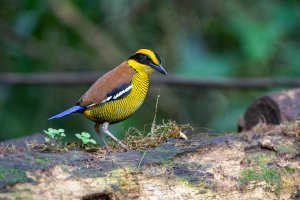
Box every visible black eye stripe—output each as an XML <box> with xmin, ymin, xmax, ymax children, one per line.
<box><xmin>129</xmin><ymin>53</ymin><xmax>152</xmax><ymax>65</ymax></box>
<box><xmin>129</xmin><ymin>51</ymin><xmax>162</xmax><ymax>66</ymax></box>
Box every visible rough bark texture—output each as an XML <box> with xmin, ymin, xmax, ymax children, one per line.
<box><xmin>0</xmin><ymin>122</ymin><xmax>299</xmax><ymax>200</ymax></box>
<box><xmin>239</xmin><ymin>88</ymin><xmax>300</xmax><ymax>131</ymax></box>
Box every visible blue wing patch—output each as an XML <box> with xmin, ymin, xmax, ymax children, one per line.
<box><xmin>101</xmin><ymin>83</ymin><xmax>133</xmax><ymax>104</ymax></box>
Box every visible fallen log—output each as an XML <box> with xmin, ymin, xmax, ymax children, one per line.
<box><xmin>239</xmin><ymin>88</ymin><xmax>300</xmax><ymax>131</ymax></box>
<box><xmin>0</xmin><ymin>122</ymin><xmax>299</xmax><ymax>200</ymax></box>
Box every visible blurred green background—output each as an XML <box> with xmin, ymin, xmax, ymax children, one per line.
<box><xmin>1</xmin><ymin>0</ymin><xmax>300</xmax><ymax>142</ymax></box>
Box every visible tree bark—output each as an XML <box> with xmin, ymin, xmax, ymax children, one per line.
<box><xmin>0</xmin><ymin>123</ymin><xmax>299</xmax><ymax>200</ymax></box>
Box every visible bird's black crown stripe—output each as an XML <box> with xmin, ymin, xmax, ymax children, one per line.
<box><xmin>129</xmin><ymin>52</ymin><xmax>161</xmax><ymax>66</ymax></box>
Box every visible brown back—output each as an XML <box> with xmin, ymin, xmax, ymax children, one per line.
<box><xmin>77</xmin><ymin>62</ymin><xmax>136</xmax><ymax>107</ymax></box>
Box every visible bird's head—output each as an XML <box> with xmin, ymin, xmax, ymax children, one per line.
<box><xmin>127</xmin><ymin>48</ymin><xmax>167</xmax><ymax>76</ymax></box>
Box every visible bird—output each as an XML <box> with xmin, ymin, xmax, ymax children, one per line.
<box><xmin>48</xmin><ymin>48</ymin><xmax>167</xmax><ymax>148</ymax></box>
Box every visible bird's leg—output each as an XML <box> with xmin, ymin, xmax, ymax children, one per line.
<box><xmin>102</xmin><ymin>122</ymin><xmax>127</xmax><ymax>149</ymax></box>
<box><xmin>94</xmin><ymin>123</ymin><xmax>108</xmax><ymax>147</ymax></box>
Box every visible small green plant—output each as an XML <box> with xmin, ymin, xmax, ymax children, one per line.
<box><xmin>43</xmin><ymin>128</ymin><xmax>66</xmax><ymax>143</ymax></box>
<box><xmin>75</xmin><ymin>132</ymin><xmax>97</xmax><ymax>145</ymax></box>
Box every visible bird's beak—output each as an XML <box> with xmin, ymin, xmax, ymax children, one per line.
<box><xmin>150</xmin><ymin>63</ymin><xmax>167</xmax><ymax>75</ymax></box>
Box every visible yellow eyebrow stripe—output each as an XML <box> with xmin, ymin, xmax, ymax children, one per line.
<box><xmin>135</xmin><ymin>49</ymin><xmax>160</xmax><ymax>65</ymax></box>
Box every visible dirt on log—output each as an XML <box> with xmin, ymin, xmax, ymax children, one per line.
<box><xmin>0</xmin><ymin>122</ymin><xmax>299</xmax><ymax>200</ymax></box>
<box><xmin>239</xmin><ymin>88</ymin><xmax>300</xmax><ymax>131</ymax></box>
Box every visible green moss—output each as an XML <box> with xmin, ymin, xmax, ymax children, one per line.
<box><xmin>14</xmin><ymin>195</ymin><xmax>33</xmax><ymax>200</ymax></box>
<box><xmin>252</xmin><ymin>154</ymin><xmax>271</xmax><ymax>164</ymax></box>
<box><xmin>284</xmin><ymin>165</ymin><xmax>296</xmax><ymax>174</ymax></box>
<box><xmin>276</xmin><ymin>143</ymin><xmax>297</xmax><ymax>155</ymax></box>
<box><xmin>259</xmin><ymin>163</ymin><xmax>281</xmax><ymax>184</ymax></box>
<box><xmin>34</xmin><ymin>157</ymin><xmax>50</xmax><ymax>165</ymax></box>
<box><xmin>239</xmin><ymin>155</ymin><xmax>283</xmax><ymax>197</ymax></box>
<box><xmin>239</xmin><ymin>160</ymin><xmax>281</xmax><ymax>185</ymax></box>
<box><xmin>240</xmin><ymin>169</ymin><xmax>257</xmax><ymax>184</ymax></box>
<box><xmin>0</xmin><ymin>166</ymin><xmax>30</xmax><ymax>186</ymax></box>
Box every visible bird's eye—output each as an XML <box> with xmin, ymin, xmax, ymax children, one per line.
<box><xmin>145</xmin><ymin>55</ymin><xmax>152</xmax><ymax>61</ymax></box>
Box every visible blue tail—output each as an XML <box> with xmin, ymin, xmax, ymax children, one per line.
<box><xmin>48</xmin><ymin>105</ymin><xmax>85</xmax><ymax>120</ymax></box>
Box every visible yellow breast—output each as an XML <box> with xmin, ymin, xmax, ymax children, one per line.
<box><xmin>83</xmin><ymin>73</ymin><xmax>149</xmax><ymax>124</ymax></box>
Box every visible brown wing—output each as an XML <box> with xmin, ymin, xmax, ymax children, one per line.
<box><xmin>77</xmin><ymin>62</ymin><xmax>136</xmax><ymax>107</ymax></box>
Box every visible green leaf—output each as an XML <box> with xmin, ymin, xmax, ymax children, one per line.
<box><xmin>81</xmin><ymin>132</ymin><xmax>91</xmax><ymax>138</ymax></box>
<box><xmin>75</xmin><ymin>133</ymin><xmax>82</xmax><ymax>139</ymax></box>
<box><xmin>89</xmin><ymin>139</ymin><xmax>97</xmax><ymax>145</ymax></box>
<box><xmin>82</xmin><ymin>138</ymin><xmax>89</xmax><ymax>144</ymax></box>
<box><xmin>58</xmin><ymin>129</ymin><xmax>65</xmax><ymax>133</ymax></box>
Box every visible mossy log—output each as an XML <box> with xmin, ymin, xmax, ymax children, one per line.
<box><xmin>0</xmin><ymin>123</ymin><xmax>299</xmax><ymax>200</ymax></box>
<box><xmin>239</xmin><ymin>88</ymin><xmax>300</xmax><ymax>131</ymax></box>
